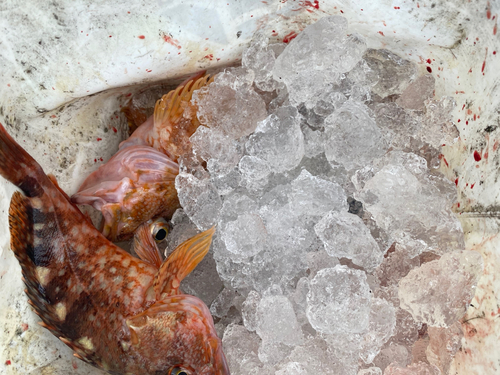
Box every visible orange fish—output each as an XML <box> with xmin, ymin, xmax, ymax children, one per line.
<box><xmin>71</xmin><ymin>73</ymin><xmax>214</xmax><ymax>241</ymax></box>
<box><xmin>0</xmin><ymin>123</ymin><xmax>230</xmax><ymax>374</ymax></box>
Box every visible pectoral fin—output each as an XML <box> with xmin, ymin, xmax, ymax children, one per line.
<box><xmin>153</xmin><ymin>227</ymin><xmax>215</xmax><ymax>298</ymax></box>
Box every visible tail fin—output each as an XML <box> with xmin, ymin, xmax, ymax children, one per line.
<box><xmin>0</xmin><ymin>123</ymin><xmax>46</xmax><ymax>197</ymax></box>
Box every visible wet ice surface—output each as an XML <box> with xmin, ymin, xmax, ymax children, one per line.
<box><xmin>173</xmin><ymin>15</ymin><xmax>483</xmax><ymax>375</ymax></box>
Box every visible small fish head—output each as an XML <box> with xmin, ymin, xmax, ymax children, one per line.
<box><xmin>126</xmin><ymin>295</ymin><xmax>230</xmax><ymax>374</ymax></box>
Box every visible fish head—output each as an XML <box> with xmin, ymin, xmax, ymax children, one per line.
<box><xmin>71</xmin><ymin>145</ymin><xmax>179</xmax><ymax>241</ymax></box>
<box><xmin>127</xmin><ymin>295</ymin><xmax>230</xmax><ymax>374</ymax></box>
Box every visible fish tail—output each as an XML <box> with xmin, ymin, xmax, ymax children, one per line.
<box><xmin>0</xmin><ymin>122</ymin><xmax>47</xmax><ymax>197</ymax></box>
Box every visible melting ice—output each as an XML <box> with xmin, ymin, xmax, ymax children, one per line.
<box><xmin>172</xmin><ymin>15</ymin><xmax>483</xmax><ymax>375</ymax></box>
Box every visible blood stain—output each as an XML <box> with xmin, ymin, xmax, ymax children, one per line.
<box><xmin>426</xmin><ymin>66</ymin><xmax>432</xmax><ymax>73</ymax></box>
<box><xmin>473</xmin><ymin>150</ymin><xmax>482</xmax><ymax>161</ymax></box>
<box><xmin>138</xmin><ymin>35</ymin><xmax>145</xmax><ymax>39</ymax></box>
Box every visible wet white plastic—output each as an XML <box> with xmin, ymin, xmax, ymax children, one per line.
<box><xmin>0</xmin><ymin>0</ymin><xmax>499</xmax><ymax>374</ymax></box>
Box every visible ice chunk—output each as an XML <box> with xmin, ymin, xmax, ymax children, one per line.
<box><xmin>315</xmin><ymin>210</ymin><xmax>383</xmax><ymax>271</ymax></box>
<box><xmin>276</xmin><ymin>362</ymin><xmax>308</xmax><ymax>375</ymax></box>
<box><xmin>359</xmin><ymin>298</ymin><xmax>397</xmax><ymax>363</ymax></box>
<box><xmin>396</xmin><ymin>75</ymin><xmax>435</xmax><ymax>111</ymax></box>
<box><xmin>306</xmin><ymin>265</ymin><xmax>372</xmax><ymax>335</ymax></box>
<box><xmin>288</xmin><ymin>169</ymin><xmax>348</xmax><ymax>218</ymax></box>
<box><xmin>238</xmin><ymin>155</ymin><xmax>271</xmax><ymax>192</ymax></box>
<box><xmin>363</xmin><ymin>49</ymin><xmax>417</xmax><ymax>98</ymax></box>
<box><xmin>242</xmin><ymin>290</ymin><xmax>261</xmax><ymax>332</ymax></box>
<box><xmin>210</xmin><ymin>288</ymin><xmax>244</xmax><ymax>318</ymax></box>
<box><xmin>324</xmin><ymin>100</ymin><xmax>387</xmax><ymax>171</ymax></box>
<box><xmin>301</xmin><ymin>123</ymin><xmax>325</xmax><ymax>158</ymax></box>
<box><xmin>398</xmin><ymin>250</ymin><xmax>483</xmax><ymax>327</ymax></box>
<box><xmin>383</xmin><ymin>362</ymin><xmax>440</xmax><ymax>375</ymax></box>
<box><xmin>419</xmin><ymin>96</ymin><xmax>458</xmax><ymax>148</ymax></box>
<box><xmin>274</xmin><ymin>16</ymin><xmax>366</xmax><ymax>79</ymax></box>
<box><xmin>246</xmin><ymin>106</ymin><xmax>304</xmax><ymax>173</ymax></box>
<box><xmin>255</xmin><ymin>294</ymin><xmax>303</xmax><ymax>364</ymax></box>
<box><xmin>192</xmin><ymin>67</ymin><xmax>267</xmax><ymax>138</ymax></box>
<box><xmin>190</xmin><ymin>126</ymin><xmax>243</xmax><ymax>176</ymax></box>
<box><xmin>175</xmin><ymin>172</ymin><xmax>222</xmax><ymax>230</ymax></box>
<box><xmin>222</xmin><ymin>324</ymin><xmax>265</xmax><ymax>375</ymax></box>
<box><xmin>374</xmin><ymin>244</ymin><xmax>421</xmax><ymax>288</ymax></box>
<box><xmin>425</xmin><ymin>321</ymin><xmax>463</xmax><ymax>374</ymax></box>
<box><xmin>373</xmin><ymin>343</ymin><xmax>410</xmax><ymax>371</ymax></box>
<box><xmin>242</xmin><ymin>33</ymin><xmax>279</xmax><ymax>92</ymax></box>
<box><xmin>359</xmin><ymin>368</ymin><xmax>383</xmax><ymax>375</ymax></box>
<box><xmin>221</xmin><ymin>212</ymin><xmax>268</xmax><ymax>258</ymax></box>
<box><xmin>355</xmin><ymin>151</ymin><xmax>464</xmax><ymax>256</ymax></box>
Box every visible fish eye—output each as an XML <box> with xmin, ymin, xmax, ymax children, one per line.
<box><xmin>169</xmin><ymin>367</ymin><xmax>188</xmax><ymax>375</ymax></box>
<box><xmin>150</xmin><ymin>218</ymin><xmax>169</xmax><ymax>243</ymax></box>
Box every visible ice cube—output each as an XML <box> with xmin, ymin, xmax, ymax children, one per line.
<box><xmin>315</xmin><ymin>210</ymin><xmax>383</xmax><ymax>271</ymax></box>
<box><xmin>396</xmin><ymin>74</ymin><xmax>435</xmax><ymax>111</ymax></box>
<box><xmin>288</xmin><ymin>169</ymin><xmax>348</xmax><ymax>218</ymax></box>
<box><xmin>359</xmin><ymin>298</ymin><xmax>397</xmax><ymax>363</ymax></box>
<box><xmin>190</xmin><ymin>126</ymin><xmax>243</xmax><ymax>176</ymax></box>
<box><xmin>324</xmin><ymin>100</ymin><xmax>387</xmax><ymax>171</ymax></box>
<box><xmin>175</xmin><ymin>171</ymin><xmax>222</xmax><ymax>230</ymax></box>
<box><xmin>425</xmin><ymin>321</ymin><xmax>463</xmax><ymax>374</ymax></box>
<box><xmin>242</xmin><ymin>33</ymin><xmax>278</xmax><ymax>92</ymax></box>
<box><xmin>306</xmin><ymin>265</ymin><xmax>372</xmax><ymax>335</ymax></box>
<box><xmin>222</xmin><ymin>323</ymin><xmax>264</xmax><ymax>375</ymax></box>
<box><xmin>398</xmin><ymin>250</ymin><xmax>483</xmax><ymax>327</ymax></box>
<box><xmin>192</xmin><ymin>67</ymin><xmax>267</xmax><ymax>138</ymax></box>
<box><xmin>221</xmin><ymin>212</ymin><xmax>268</xmax><ymax>258</ymax></box>
<box><xmin>276</xmin><ymin>362</ymin><xmax>308</xmax><ymax>375</ymax></box>
<box><xmin>246</xmin><ymin>106</ymin><xmax>305</xmax><ymax>173</ymax></box>
<box><xmin>373</xmin><ymin>343</ymin><xmax>410</xmax><ymax>371</ymax></box>
<box><xmin>242</xmin><ymin>290</ymin><xmax>261</xmax><ymax>332</ymax></box>
<box><xmin>363</xmin><ymin>49</ymin><xmax>417</xmax><ymax>99</ymax></box>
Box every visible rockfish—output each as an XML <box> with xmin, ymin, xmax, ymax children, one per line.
<box><xmin>72</xmin><ymin>73</ymin><xmax>214</xmax><ymax>241</ymax></box>
<box><xmin>0</xmin><ymin>123</ymin><xmax>229</xmax><ymax>374</ymax></box>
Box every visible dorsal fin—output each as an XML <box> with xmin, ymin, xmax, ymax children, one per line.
<box><xmin>132</xmin><ymin>221</ymin><xmax>163</xmax><ymax>268</ymax></box>
<box><xmin>153</xmin><ymin>227</ymin><xmax>215</xmax><ymax>298</ymax></box>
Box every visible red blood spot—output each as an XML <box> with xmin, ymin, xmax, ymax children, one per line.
<box><xmin>426</xmin><ymin>58</ymin><xmax>431</xmax><ymax>64</ymax></box>
<box><xmin>161</xmin><ymin>33</ymin><xmax>182</xmax><ymax>49</ymax></box>
<box><xmin>112</xmin><ymin>127</ymin><xmax>117</xmax><ymax>133</ymax></box>
<box><xmin>5</xmin><ymin>360</ymin><xmax>11</xmax><ymax>365</ymax></box>
<box><xmin>7</xmin><ymin>83</ymin><xmax>10</xmax><ymax>87</ymax></box>
<box><xmin>474</xmin><ymin>150</ymin><xmax>482</xmax><ymax>161</ymax></box>
<box><xmin>394</xmin><ymin>6</ymin><xmax>400</xmax><ymax>9</ymax></box>
<box><xmin>378</xmin><ymin>31</ymin><xmax>385</xmax><ymax>36</ymax></box>
<box><xmin>426</xmin><ymin>66</ymin><xmax>432</xmax><ymax>73</ymax></box>
<box><xmin>438</xmin><ymin>154</ymin><xmax>449</xmax><ymax>167</ymax></box>
<box><xmin>494</xmin><ymin>51</ymin><xmax>497</xmax><ymax>55</ymax></box>
<box><xmin>471</xmin><ymin>183</ymin><xmax>475</xmax><ymax>189</ymax></box>
<box><xmin>484</xmin><ymin>150</ymin><xmax>488</xmax><ymax>159</ymax></box>
<box><xmin>96</xmin><ymin>138</ymin><xmax>102</xmax><ymax>141</ymax></box>
<box><xmin>127</xmin><ymin>11</ymin><xmax>130</xmax><ymax>14</ymax></box>
<box><xmin>466</xmin><ymin>120</ymin><xmax>469</xmax><ymax>125</ymax></box>
<box><xmin>494</xmin><ymin>22</ymin><xmax>497</xmax><ymax>35</ymax></box>
<box><xmin>458</xmin><ymin>119</ymin><xmax>461</xmax><ymax>123</ymax></box>
<box><xmin>100</xmin><ymin>157</ymin><xmax>104</xmax><ymax>162</ymax></box>
<box><xmin>474</xmin><ymin>114</ymin><xmax>477</xmax><ymax>121</ymax></box>
<box><xmin>138</xmin><ymin>35</ymin><xmax>145</xmax><ymax>39</ymax></box>
<box><xmin>146</xmin><ymin>69</ymin><xmax>152</xmax><ymax>72</ymax></box>
<box><xmin>340</xmin><ymin>9</ymin><xmax>344</xmax><ymax>13</ymax></box>
<box><xmin>487</xmin><ymin>8</ymin><xmax>492</xmax><ymax>19</ymax></box>
<box><xmin>52</xmin><ymin>87</ymin><xmax>55</xmax><ymax>90</ymax></box>
<box><xmin>94</xmin><ymin>158</ymin><xmax>97</xmax><ymax>163</ymax></box>
<box><xmin>283</xmin><ymin>31</ymin><xmax>298</xmax><ymax>43</ymax></box>
<box><xmin>50</xmin><ymin>115</ymin><xmax>57</xmax><ymax>118</ymax></box>
<box><xmin>21</xmin><ymin>323</ymin><xmax>29</xmax><ymax>331</ymax></box>
<box><xmin>125</xmin><ymin>93</ymin><xmax>132</xmax><ymax>97</ymax></box>
<box><xmin>109</xmin><ymin>35</ymin><xmax>112</xmax><ymax>38</ymax></box>
<box><xmin>417</xmin><ymin>2</ymin><xmax>420</xmax><ymax>7</ymax></box>
<box><xmin>462</xmin><ymin>104</ymin><xmax>466</xmax><ymax>110</ymax></box>
<box><xmin>72</xmin><ymin>359</ymin><xmax>78</xmax><ymax>369</ymax></box>
<box><xmin>204</xmin><ymin>54</ymin><xmax>214</xmax><ymax>61</ymax></box>
<box><xmin>454</xmin><ymin>178</ymin><xmax>459</xmax><ymax>186</ymax></box>
<box><xmin>482</xmin><ymin>60</ymin><xmax>486</xmax><ymax>72</ymax></box>
<box><xmin>457</xmin><ymin>202</ymin><xmax>460</xmax><ymax>208</ymax></box>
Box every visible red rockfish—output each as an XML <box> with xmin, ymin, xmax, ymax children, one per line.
<box><xmin>0</xmin><ymin>123</ymin><xmax>230</xmax><ymax>374</ymax></box>
<box><xmin>72</xmin><ymin>73</ymin><xmax>214</xmax><ymax>241</ymax></box>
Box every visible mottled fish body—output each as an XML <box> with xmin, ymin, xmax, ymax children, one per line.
<box><xmin>0</xmin><ymin>123</ymin><xmax>229</xmax><ymax>374</ymax></box>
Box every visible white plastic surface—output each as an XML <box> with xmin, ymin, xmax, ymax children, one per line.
<box><xmin>1</xmin><ymin>0</ymin><xmax>499</xmax><ymax>374</ymax></box>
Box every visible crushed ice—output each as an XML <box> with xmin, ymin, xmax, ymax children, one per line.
<box><xmin>171</xmin><ymin>15</ymin><xmax>483</xmax><ymax>375</ymax></box>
